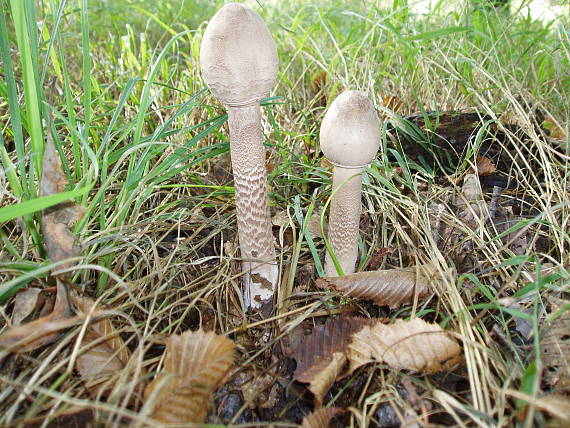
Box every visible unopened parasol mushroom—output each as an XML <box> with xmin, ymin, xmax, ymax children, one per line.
<box><xmin>320</xmin><ymin>90</ymin><xmax>380</xmax><ymax>277</ymax></box>
<box><xmin>200</xmin><ymin>3</ymin><xmax>278</xmax><ymax>312</ymax></box>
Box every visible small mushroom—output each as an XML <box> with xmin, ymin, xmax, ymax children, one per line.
<box><xmin>200</xmin><ymin>3</ymin><xmax>278</xmax><ymax>312</ymax></box>
<box><xmin>320</xmin><ymin>91</ymin><xmax>380</xmax><ymax>276</ymax></box>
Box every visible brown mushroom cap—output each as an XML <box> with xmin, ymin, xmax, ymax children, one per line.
<box><xmin>320</xmin><ymin>90</ymin><xmax>381</xmax><ymax>167</ymax></box>
<box><xmin>200</xmin><ymin>3</ymin><xmax>278</xmax><ymax>106</ymax></box>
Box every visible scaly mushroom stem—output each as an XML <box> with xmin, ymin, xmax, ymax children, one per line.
<box><xmin>227</xmin><ymin>103</ymin><xmax>278</xmax><ymax>310</ymax></box>
<box><xmin>325</xmin><ymin>166</ymin><xmax>364</xmax><ymax>277</ymax></box>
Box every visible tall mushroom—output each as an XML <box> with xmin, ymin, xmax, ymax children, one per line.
<box><xmin>200</xmin><ymin>3</ymin><xmax>278</xmax><ymax>312</ymax></box>
<box><xmin>320</xmin><ymin>91</ymin><xmax>380</xmax><ymax>277</ymax></box>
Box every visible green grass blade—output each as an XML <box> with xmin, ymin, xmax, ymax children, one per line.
<box><xmin>0</xmin><ymin>186</ymin><xmax>91</xmax><ymax>223</ymax></box>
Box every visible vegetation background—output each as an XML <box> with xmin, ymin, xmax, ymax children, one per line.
<box><xmin>0</xmin><ymin>0</ymin><xmax>569</xmax><ymax>426</ymax></box>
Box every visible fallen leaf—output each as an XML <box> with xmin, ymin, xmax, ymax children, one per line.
<box><xmin>41</xmin><ymin>131</ymin><xmax>84</xmax><ymax>269</ymax></box>
<box><xmin>300</xmin><ymin>407</ymin><xmax>343</xmax><ymax>428</ymax></box>
<box><xmin>144</xmin><ymin>329</ymin><xmax>235</xmax><ymax>424</ymax></box>
<box><xmin>0</xmin><ymin>280</ymin><xmax>75</xmax><ymax>353</ymax></box>
<box><xmin>316</xmin><ymin>264</ymin><xmax>439</xmax><ymax>308</ymax></box>
<box><xmin>294</xmin><ymin>317</ymin><xmax>371</xmax><ymax>378</ymax></box>
<box><xmin>347</xmin><ymin>318</ymin><xmax>462</xmax><ymax>374</ymax></box>
<box><xmin>305</xmin><ymin>352</ymin><xmax>346</xmax><ymax>407</ymax></box>
<box><xmin>475</xmin><ymin>156</ymin><xmax>497</xmax><ymax>176</ymax></box>
<box><xmin>72</xmin><ymin>296</ymin><xmax>131</xmax><ymax>398</ymax></box>
<box><xmin>12</xmin><ymin>287</ymin><xmax>43</xmax><ymax>325</ymax></box>
<box><xmin>541</xmin><ymin>298</ymin><xmax>570</xmax><ymax>393</ymax></box>
<box><xmin>293</xmin><ymin>317</ymin><xmax>371</xmax><ymax>406</ymax></box>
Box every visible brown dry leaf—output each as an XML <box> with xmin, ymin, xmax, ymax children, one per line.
<box><xmin>475</xmin><ymin>156</ymin><xmax>497</xmax><ymax>176</ymax></box>
<box><xmin>73</xmin><ymin>296</ymin><xmax>131</xmax><ymax>398</ymax></box>
<box><xmin>300</xmin><ymin>407</ymin><xmax>343</xmax><ymax>428</ymax></box>
<box><xmin>316</xmin><ymin>264</ymin><xmax>440</xmax><ymax>308</ymax></box>
<box><xmin>41</xmin><ymin>131</ymin><xmax>84</xmax><ymax>269</ymax></box>
<box><xmin>12</xmin><ymin>287</ymin><xmax>43</xmax><ymax>325</ymax></box>
<box><xmin>293</xmin><ymin>317</ymin><xmax>371</xmax><ymax>406</ymax></box>
<box><xmin>305</xmin><ymin>352</ymin><xmax>346</xmax><ymax>407</ymax></box>
<box><xmin>541</xmin><ymin>298</ymin><xmax>570</xmax><ymax>393</ymax></box>
<box><xmin>0</xmin><ymin>280</ymin><xmax>75</xmax><ymax>353</ymax></box>
<box><xmin>144</xmin><ymin>329</ymin><xmax>235</xmax><ymax>424</ymax></box>
<box><xmin>294</xmin><ymin>316</ymin><xmax>371</xmax><ymax>379</ymax></box>
<box><xmin>347</xmin><ymin>318</ymin><xmax>462</xmax><ymax>374</ymax></box>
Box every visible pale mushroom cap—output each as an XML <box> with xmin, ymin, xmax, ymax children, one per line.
<box><xmin>200</xmin><ymin>3</ymin><xmax>278</xmax><ymax>106</ymax></box>
<box><xmin>320</xmin><ymin>90</ymin><xmax>381</xmax><ymax>167</ymax></box>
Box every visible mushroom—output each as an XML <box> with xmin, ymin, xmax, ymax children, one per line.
<box><xmin>320</xmin><ymin>91</ymin><xmax>380</xmax><ymax>277</ymax></box>
<box><xmin>200</xmin><ymin>3</ymin><xmax>278</xmax><ymax>312</ymax></box>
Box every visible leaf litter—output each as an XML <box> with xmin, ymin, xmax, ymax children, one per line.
<box><xmin>293</xmin><ymin>317</ymin><xmax>372</xmax><ymax>405</ymax></box>
<box><xmin>291</xmin><ymin>315</ymin><xmax>463</xmax><ymax>408</ymax></box>
<box><xmin>72</xmin><ymin>295</ymin><xmax>132</xmax><ymax>399</ymax></box>
<box><xmin>144</xmin><ymin>329</ymin><xmax>235</xmax><ymax>424</ymax></box>
<box><xmin>0</xmin><ymin>130</ymin><xmax>82</xmax><ymax>353</ymax></box>
<box><xmin>0</xmin><ymin>280</ymin><xmax>75</xmax><ymax>353</ymax></box>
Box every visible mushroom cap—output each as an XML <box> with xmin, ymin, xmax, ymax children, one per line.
<box><xmin>320</xmin><ymin>90</ymin><xmax>381</xmax><ymax>167</ymax></box>
<box><xmin>200</xmin><ymin>3</ymin><xmax>278</xmax><ymax>106</ymax></box>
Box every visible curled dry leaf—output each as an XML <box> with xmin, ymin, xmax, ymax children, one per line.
<box><xmin>475</xmin><ymin>156</ymin><xmax>497</xmax><ymax>176</ymax></box>
<box><xmin>144</xmin><ymin>329</ymin><xmax>235</xmax><ymax>424</ymax></box>
<box><xmin>12</xmin><ymin>287</ymin><xmax>43</xmax><ymax>326</ymax></box>
<box><xmin>540</xmin><ymin>298</ymin><xmax>570</xmax><ymax>393</ymax></box>
<box><xmin>73</xmin><ymin>296</ymin><xmax>131</xmax><ymax>398</ymax></box>
<box><xmin>293</xmin><ymin>317</ymin><xmax>371</xmax><ymax>406</ymax></box>
<box><xmin>300</xmin><ymin>407</ymin><xmax>343</xmax><ymax>428</ymax></box>
<box><xmin>316</xmin><ymin>264</ymin><xmax>441</xmax><ymax>308</ymax></box>
<box><xmin>0</xmin><ymin>280</ymin><xmax>75</xmax><ymax>353</ymax></box>
<box><xmin>41</xmin><ymin>131</ymin><xmax>84</xmax><ymax>269</ymax></box>
<box><xmin>347</xmin><ymin>318</ymin><xmax>462</xmax><ymax>374</ymax></box>
<box><xmin>305</xmin><ymin>352</ymin><xmax>346</xmax><ymax>407</ymax></box>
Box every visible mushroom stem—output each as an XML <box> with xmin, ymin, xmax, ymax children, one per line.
<box><xmin>325</xmin><ymin>166</ymin><xmax>364</xmax><ymax>277</ymax></box>
<box><xmin>227</xmin><ymin>103</ymin><xmax>278</xmax><ymax>310</ymax></box>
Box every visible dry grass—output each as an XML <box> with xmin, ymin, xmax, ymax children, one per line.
<box><xmin>0</xmin><ymin>0</ymin><xmax>569</xmax><ymax>426</ymax></box>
